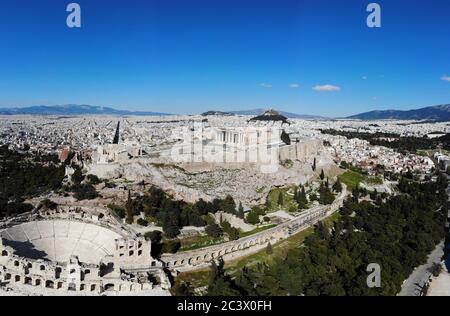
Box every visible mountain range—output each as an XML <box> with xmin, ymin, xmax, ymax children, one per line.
<box><xmin>2</xmin><ymin>104</ymin><xmax>450</xmax><ymax>121</ymax></box>
<box><xmin>0</xmin><ymin>104</ymin><xmax>170</xmax><ymax>116</ymax></box>
<box><xmin>347</xmin><ymin>104</ymin><xmax>450</xmax><ymax>121</ymax></box>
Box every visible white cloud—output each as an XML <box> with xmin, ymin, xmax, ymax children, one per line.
<box><xmin>441</xmin><ymin>75</ymin><xmax>450</xmax><ymax>82</ymax></box>
<box><xmin>289</xmin><ymin>83</ymin><xmax>300</xmax><ymax>88</ymax></box>
<box><xmin>362</xmin><ymin>76</ymin><xmax>368</xmax><ymax>80</ymax></box>
<box><xmin>312</xmin><ymin>84</ymin><xmax>341</xmax><ymax>92</ymax></box>
<box><xmin>260</xmin><ymin>83</ymin><xmax>273</xmax><ymax>88</ymax></box>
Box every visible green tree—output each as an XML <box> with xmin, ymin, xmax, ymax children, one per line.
<box><xmin>162</xmin><ymin>239</ymin><xmax>181</xmax><ymax>254</ymax></box>
<box><xmin>207</xmin><ymin>259</ymin><xmax>240</xmax><ymax>296</ymax></box>
<box><xmin>297</xmin><ymin>186</ymin><xmax>308</xmax><ymax>209</ymax></box>
<box><xmin>319</xmin><ymin>183</ymin><xmax>335</xmax><ymax>205</ymax></box>
<box><xmin>205</xmin><ymin>223</ymin><xmax>223</xmax><ymax>238</ymax></box>
<box><xmin>277</xmin><ymin>192</ymin><xmax>284</xmax><ymax>207</ymax></box>
<box><xmin>171</xmin><ymin>282</ymin><xmax>194</xmax><ymax>296</ymax></box>
<box><xmin>86</xmin><ymin>174</ymin><xmax>101</xmax><ymax>185</ymax></box>
<box><xmin>237</xmin><ymin>202</ymin><xmax>245</xmax><ymax>219</ymax></box>
<box><xmin>71</xmin><ymin>168</ymin><xmax>84</xmax><ymax>184</ymax></box>
<box><xmin>73</xmin><ymin>184</ymin><xmax>99</xmax><ymax>201</ymax></box>
<box><xmin>40</xmin><ymin>199</ymin><xmax>57</xmax><ymax>210</ymax></box>
<box><xmin>332</xmin><ymin>178</ymin><xmax>343</xmax><ymax>193</ymax></box>
<box><xmin>246</xmin><ymin>210</ymin><xmax>260</xmax><ymax>225</ymax></box>
<box><xmin>266</xmin><ymin>242</ymin><xmax>273</xmax><ymax>255</ymax></box>
<box><xmin>220</xmin><ymin>195</ymin><xmax>237</xmax><ymax>214</ymax></box>
<box><xmin>125</xmin><ymin>190</ymin><xmax>134</xmax><ymax>224</ymax></box>
<box><xmin>320</xmin><ymin>169</ymin><xmax>325</xmax><ymax>180</ymax></box>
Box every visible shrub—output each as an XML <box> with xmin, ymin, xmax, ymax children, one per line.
<box><xmin>205</xmin><ymin>223</ymin><xmax>223</xmax><ymax>238</ymax></box>
<box><xmin>162</xmin><ymin>239</ymin><xmax>181</xmax><ymax>254</ymax></box>
<box><xmin>73</xmin><ymin>184</ymin><xmax>99</xmax><ymax>201</ymax></box>
<box><xmin>108</xmin><ymin>204</ymin><xmax>126</xmax><ymax>219</ymax></box>
<box><xmin>137</xmin><ymin>218</ymin><xmax>149</xmax><ymax>227</ymax></box>
<box><xmin>86</xmin><ymin>174</ymin><xmax>101</xmax><ymax>185</ymax></box>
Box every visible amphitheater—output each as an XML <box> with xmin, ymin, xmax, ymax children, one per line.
<box><xmin>1</xmin><ymin>221</ymin><xmax>122</xmax><ymax>264</ymax></box>
<box><xmin>0</xmin><ymin>208</ymin><xmax>171</xmax><ymax>296</ymax></box>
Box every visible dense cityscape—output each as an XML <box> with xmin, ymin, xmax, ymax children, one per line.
<box><xmin>1</xmin><ymin>108</ymin><xmax>449</xmax><ymax>296</ymax></box>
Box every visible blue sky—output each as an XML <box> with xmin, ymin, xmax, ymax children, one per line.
<box><xmin>0</xmin><ymin>0</ymin><xmax>449</xmax><ymax>117</ymax></box>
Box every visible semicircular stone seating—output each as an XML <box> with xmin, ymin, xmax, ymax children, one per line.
<box><xmin>0</xmin><ymin>220</ymin><xmax>122</xmax><ymax>264</ymax></box>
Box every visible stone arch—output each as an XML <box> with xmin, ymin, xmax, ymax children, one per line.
<box><xmin>188</xmin><ymin>258</ymin><xmax>193</xmax><ymax>265</ymax></box>
<box><xmin>68</xmin><ymin>283</ymin><xmax>77</xmax><ymax>291</ymax></box>
<box><xmin>196</xmin><ymin>256</ymin><xmax>201</xmax><ymax>262</ymax></box>
<box><xmin>55</xmin><ymin>267</ymin><xmax>62</xmax><ymax>279</ymax></box>
<box><xmin>35</xmin><ymin>279</ymin><xmax>41</xmax><ymax>286</ymax></box>
<box><xmin>104</xmin><ymin>283</ymin><xmax>115</xmax><ymax>291</ymax></box>
<box><xmin>46</xmin><ymin>280</ymin><xmax>54</xmax><ymax>289</ymax></box>
<box><xmin>1</xmin><ymin>250</ymin><xmax>8</xmax><ymax>257</ymax></box>
<box><xmin>80</xmin><ymin>284</ymin><xmax>86</xmax><ymax>291</ymax></box>
<box><xmin>57</xmin><ymin>282</ymin><xmax>63</xmax><ymax>289</ymax></box>
<box><xmin>15</xmin><ymin>275</ymin><xmax>21</xmax><ymax>282</ymax></box>
<box><xmin>40</xmin><ymin>265</ymin><xmax>45</xmax><ymax>271</ymax></box>
<box><xmin>91</xmin><ymin>284</ymin><xmax>96</xmax><ymax>292</ymax></box>
<box><xmin>5</xmin><ymin>273</ymin><xmax>11</xmax><ymax>281</ymax></box>
<box><xmin>25</xmin><ymin>277</ymin><xmax>32</xmax><ymax>285</ymax></box>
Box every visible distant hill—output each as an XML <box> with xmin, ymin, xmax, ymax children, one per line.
<box><xmin>229</xmin><ymin>108</ymin><xmax>325</xmax><ymax>119</ymax></box>
<box><xmin>348</xmin><ymin>104</ymin><xmax>450</xmax><ymax>121</ymax></box>
<box><xmin>0</xmin><ymin>104</ymin><xmax>171</xmax><ymax>116</ymax></box>
<box><xmin>249</xmin><ymin>109</ymin><xmax>289</xmax><ymax>124</ymax></box>
<box><xmin>201</xmin><ymin>111</ymin><xmax>234</xmax><ymax>117</ymax></box>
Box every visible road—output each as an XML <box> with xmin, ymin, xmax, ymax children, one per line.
<box><xmin>398</xmin><ymin>241</ymin><xmax>444</xmax><ymax>296</ymax></box>
<box><xmin>399</xmin><ymin>171</ymin><xmax>450</xmax><ymax>296</ymax></box>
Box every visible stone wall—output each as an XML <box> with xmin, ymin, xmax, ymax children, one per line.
<box><xmin>161</xmin><ymin>189</ymin><xmax>345</xmax><ymax>272</ymax></box>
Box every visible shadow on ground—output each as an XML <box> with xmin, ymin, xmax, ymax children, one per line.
<box><xmin>3</xmin><ymin>240</ymin><xmax>49</xmax><ymax>261</ymax></box>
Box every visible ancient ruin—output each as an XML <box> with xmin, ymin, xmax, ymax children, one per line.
<box><xmin>0</xmin><ymin>207</ymin><xmax>171</xmax><ymax>296</ymax></box>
